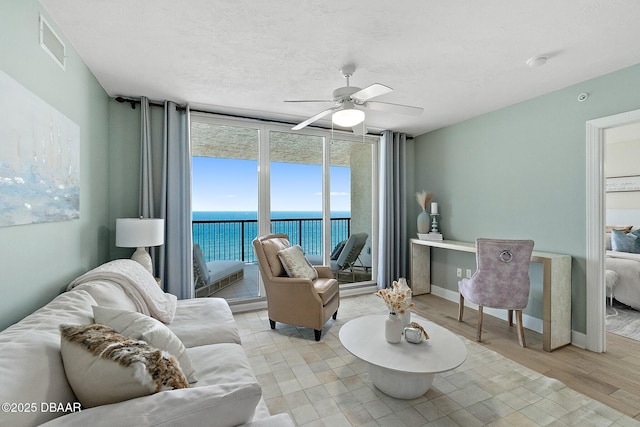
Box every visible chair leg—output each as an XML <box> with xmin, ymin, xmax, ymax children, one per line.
<box><xmin>476</xmin><ymin>306</ymin><xmax>483</xmax><ymax>342</ymax></box>
<box><xmin>269</xmin><ymin>319</ymin><xmax>276</xmax><ymax>330</ymax></box>
<box><xmin>314</xmin><ymin>329</ymin><xmax>321</xmax><ymax>341</ymax></box>
<box><xmin>333</xmin><ymin>310</ymin><xmax>338</xmax><ymax>320</ymax></box>
<box><xmin>458</xmin><ymin>294</ymin><xmax>465</xmax><ymax>322</ymax></box>
<box><xmin>516</xmin><ymin>310</ymin><xmax>526</xmax><ymax>347</ymax></box>
<box><xmin>508</xmin><ymin>309</ymin><xmax>513</xmax><ymax>327</ymax></box>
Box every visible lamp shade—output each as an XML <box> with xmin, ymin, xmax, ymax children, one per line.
<box><xmin>116</xmin><ymin>218</ymin><xmax>165</xmax><ymax>248</ymax></box>
<box><xmin>332</xmin><ymin>103</ymin><xmax>365</xmax><ymax>127</ymax></box>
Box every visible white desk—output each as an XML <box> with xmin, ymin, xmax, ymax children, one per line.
<box><xmin>410</xmin><ymin>239</ymin><xmax>572</xmax><ymax>352</ymax></box>
<box><xmin>339</xmin><ymin>314</ymin><xmax>467</xmax><ymax>399</ymax></box>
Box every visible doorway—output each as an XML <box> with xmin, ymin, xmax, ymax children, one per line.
<box><xmin>585</xmin><ymin>108</ymin><xmax>640</xmax><ymax>352</ymax></box>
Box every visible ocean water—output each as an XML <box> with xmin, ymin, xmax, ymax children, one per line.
<box><xmin>193</xmin><ymin>211</ymin><xmax>351</xmax><ymax>262</ymax></box>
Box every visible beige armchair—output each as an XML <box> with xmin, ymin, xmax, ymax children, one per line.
<box><xmin>252</xmin><ymin>234</ymin><xmax>340</xmax><ymax>341</ymax></box>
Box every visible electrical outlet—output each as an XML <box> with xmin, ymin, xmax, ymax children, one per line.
<box><xmin>466</xmin><ymin>269</ymin><xmax>472</xmax><ymax>278</ymax></box>
<box><xmin>456</xmin><ymin>268</ymin><xmax>462</xmax><ymax>277</ymax></box>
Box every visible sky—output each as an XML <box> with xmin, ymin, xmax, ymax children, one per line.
<box><xmin>192</xmin><ymin>157</ymin><xmax>351</xmax><ymax>212</ymax></box>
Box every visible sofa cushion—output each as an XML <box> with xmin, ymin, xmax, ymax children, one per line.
<box><xmin>60</xmin><ymin>324</ymin><xmax>189</xmax><ymax>408</ymax></box>
<box><xmin>169</xmin><ymin>298</ymin><xmax>241</xmax><ymax>347</ymax></box>
<box><xmin>187</xmin><ymin>342</ymin><xmax>260</xmax><ymax>388</ymax></box>
<box><xmin>611</xmin><ymin>229</ymin><xmax>640</xmax><ymax>253</ymax></box>
<box><xmin>262</xmin><ymin>236</ymin><xmax>290</xmax><ymax>277</ymax></box>
<box><xmin>278</xmin><ymin>245</ymin><xmax>318</xmax><ymax>281</ymax></box>
<box><xmin>312</xmin><ymin>277</ymin><xmax>340</xmax><ymax>305</ymax></box>
<box><xmin>93</xmin><ymin>306</ymin><xmax>197</xmax><ymax>383</ymax></box>
<box><xmin>39</xmin><ymin>383</ymin><xmax>264</xmax><ymax>427</ymax></box>
<box><xmin>0</xmin><ymin>290</ymin><xmax>97</xmax><ymax>426</ymax></box>
<box><xmin>70</xmin><ymin>280</ymin><xmax>139</xmax><ymax>312</ymax></box>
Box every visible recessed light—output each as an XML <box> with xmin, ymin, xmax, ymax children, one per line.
<box><xmin>526</xmin><ymin>55</ymin><xmax>548</xmax><ymax>68</ymax></box>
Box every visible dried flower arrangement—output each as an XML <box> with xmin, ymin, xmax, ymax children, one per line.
<box><xmin>416</xmin><ymin>190</ymin><xmax>433</xmax><ymax>212</ymax></box>
<box><xmin>376</xmin><ymin>280</ymin><xmax>414</xmax><ymax>314</ymax></box>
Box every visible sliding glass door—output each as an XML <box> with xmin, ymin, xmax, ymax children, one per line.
<box><xmin>190</xmin><ymin>113</ymin><xmax>378</xmax><ymax>303</ymax></box>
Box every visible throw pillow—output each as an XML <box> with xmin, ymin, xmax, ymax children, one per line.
<box><xmin>277</xmin><ymin>245</ymin><xmax>318</xmax><ymax>281</ymax></box>
<box><xmin>611</xmin><ymin>229</ymin><xmax>640</xmax><ymax>254</ymax></box>
<box><xmin>60</xmin><ymin>324</ymin><xmax>189</xmax><ymax>408</ymax></box>
<box><xmin>92</xmin><ymin>306</ymin><xmax>197</xmax><ymax>383</ymax></box>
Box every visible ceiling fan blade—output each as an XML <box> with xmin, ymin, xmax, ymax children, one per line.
<box><xmin>284</xmin><ymin>99</ymin><xmax>334</xmax><ymax>103</ymax></box>
<box><xmin>362</xmin><ymin>101</ymin><xmax>424</xmax><ymax>116</ymax></box>
<box><xmin>291</xmin><ymin>108</ymin><xmax>336</xmax><ymax>130</ymax></box>
<box><xmin>350</xmin><ymin>83</ymin><xmax>393</xmax><ymax>102</ymax></box>
<box><xmin>352</xmin><ymin>123</ymin><xmax>367</xmax><ymax>136</ymax></box>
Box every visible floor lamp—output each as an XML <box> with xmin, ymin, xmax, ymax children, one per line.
<box><xmin>116</xmin><ymin>218</ymin><xmax>165</xmax><ymax>275</ymax></box>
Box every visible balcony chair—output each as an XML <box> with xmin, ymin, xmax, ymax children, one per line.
<box><xmin>458</xmin><ymin>238</ymin><xmax>534</xmax><ymax>347</ymax></box>
<box><xmin>192</xmin><ymin>244</ymin><xmax>244</xmax><ymax>297</ymax></box>
<box><xmin>252</xmin><ymin>233</ymin><xmax>340</xmax><ymax>341</ymax></box>
<box><xmin>308</xmin><ymin>232</ymin><xmax>368</xmax><ymax>276</ymax></box>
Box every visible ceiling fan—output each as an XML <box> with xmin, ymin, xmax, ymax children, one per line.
<box><xmin>286</xmin><ymin>64</ymin><xmax>424</xmax><ymax>135</ymax></box>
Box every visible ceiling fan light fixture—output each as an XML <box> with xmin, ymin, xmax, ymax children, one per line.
<box><xmin>332</xmin><ymin>106</ymin><xmax>365</xmax><ymax>127</ymax></box>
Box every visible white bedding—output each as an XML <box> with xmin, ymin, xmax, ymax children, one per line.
<box><xmin>606</xmin><ymin>250</ymin><xmax>640</xmax><ymax>310</ymax></box>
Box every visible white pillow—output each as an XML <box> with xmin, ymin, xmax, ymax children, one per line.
<box><xmin>92</xmin><ymin>306</ymin><xmax>197</xmax><ymax>383</ymax></box>
<box><xmin>60</xmin><ymin>324</ymin><xmax>189</xmax><ymax>408</ymax></box>
<box><xmin>277</xmin><ymin>245</ymin><xmax>318</xmax><ymax>281</ymax></box>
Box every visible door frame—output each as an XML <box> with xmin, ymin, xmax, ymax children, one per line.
<box><xmin>585</xmin><ymin>108</ymin><xmax>640</xmax><ymax>352</ymax></box>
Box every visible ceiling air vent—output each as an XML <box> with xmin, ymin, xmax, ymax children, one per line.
<box><xmin>40</xmin><ymin>15</ymin><xmax>65</xmax><ymax>70</ymax></box>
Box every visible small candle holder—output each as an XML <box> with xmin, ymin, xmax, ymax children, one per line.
<box><xmin>425</xmin><ymin>213</ymin><xmax>443</xmax><ymax>240</ymax></box>
<box><xmin>430</xmin><ymin>213</ymin><xmax>440</xmax><ymax>233</ymax></box>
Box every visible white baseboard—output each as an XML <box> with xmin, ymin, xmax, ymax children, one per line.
<box><xmin>430</xmin><ymin>285</ymin><xmax>542</xmax><ymax>334</ymax></box>
<box><xmin>431</xmin><ymin>285</ymin><xmax>583</xmax><ymax>348</ymax></box>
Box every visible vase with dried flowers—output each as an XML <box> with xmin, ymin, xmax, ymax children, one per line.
<box><xmin>416</xmin><ymin>190</ymin><xmax>433</xmax><ymax>234</ymax></box>
<box><xmin>376</xmin><ymin>279</ymin><xmax>415</xmax><ymax>343</ymax></box>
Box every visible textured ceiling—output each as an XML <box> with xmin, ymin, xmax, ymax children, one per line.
<box><xmin>40</xmin><ymin>0</ymin><xmax>640</xmax><ymax>136</ymax></box>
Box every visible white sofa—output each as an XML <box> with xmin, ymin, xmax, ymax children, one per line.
<box><xmin>0</xmin><ymin>260</ymin><xmax>294</xmax><ymax>427</ymax></box>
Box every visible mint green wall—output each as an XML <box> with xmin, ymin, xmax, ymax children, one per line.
<box><xmin>0</xmin><ymin>1</ymin><xmax>110</xmax><ymax>330</ymax></box>
<box><xmin>413</xmin><ymin>63</ymin><xmax>640</xmax><ymax>334</ymax></box>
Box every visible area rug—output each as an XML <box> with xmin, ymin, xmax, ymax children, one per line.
<box><xmin>607</xmin><ymin>300</ymin><xmax>640</xmax><ymax>341</ymax></box>
<box><xmin>234</xmin><ymin>294</ymin><xmax>637</xmax><ymax>426</ymax></box>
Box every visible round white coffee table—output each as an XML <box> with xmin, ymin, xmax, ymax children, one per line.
<box><xmin>339</xmin><ymin>314</ymin><xmax>467</xmax><ymax>399</ymax></box>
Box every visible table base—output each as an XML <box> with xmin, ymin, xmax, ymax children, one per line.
<box><xmin>368</xmin><ymin>363</ymin><xmax>435</xmax><ymax>399</ymax></box>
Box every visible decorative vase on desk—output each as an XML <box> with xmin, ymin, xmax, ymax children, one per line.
<box><xmin>417</xmin><ymin>210</ymin><xmax>429</xmax><ymax>234</ymax></box>
<box><xmin>416</xmin><ymin>190</ymin><xmax>433</xmax><ymax>234</ymax></box>
<box><xmin>385</xmin><ymin>312</ymin><xmax>403</xmax><ymax>343</ymax></box>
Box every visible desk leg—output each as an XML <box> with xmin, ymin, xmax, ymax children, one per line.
<box><xmin>411</xmin><ymin>243</ymin><xmax>431</xmax><ymax>295</ymax></box>
<box><xmin>542</xmin><ymin>257</ymin><xmax>572</xmax><ymax>352</ymax></box>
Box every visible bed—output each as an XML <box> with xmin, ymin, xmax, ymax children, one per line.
<box><xmin>605</xmin><ymin>226</ymin><xmax>640</xmax><ymax>310</ymax></box>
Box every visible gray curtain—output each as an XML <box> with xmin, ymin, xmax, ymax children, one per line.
<box><xmin>140</xmin><ymin>99</ymin><xmax>193</xmax><ymax>299</ymax></box>
<box><xmin>139</xmin><ymin>97</ymin><xmax>158</xmax><ymax>272</ymax></box>
<box><xmin>377</xmin><ymin>130</ymin><xmax>409</xmax><ymax>289</ymax></box>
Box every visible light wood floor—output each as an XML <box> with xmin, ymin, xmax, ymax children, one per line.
<box><xmin>411</xmin><ymin>293</ymin><xmax>640</xmax><ymax>420</ymax></box>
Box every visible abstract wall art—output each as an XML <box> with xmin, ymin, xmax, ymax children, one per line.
<box><xmin>0</xmin><ymin>70</ymin><xmax>80</xmax><ymax>227</ymax></box>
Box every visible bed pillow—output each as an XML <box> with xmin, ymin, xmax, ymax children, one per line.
<box><xmin>60</xmin><ymin>324</ymin><xmax>189</xmax><ymax>408</ymax></box>
<box><xmin>92</xmin><ymin>306</ymin><xmax>197</xmax><ymax>383</ymax></box>
<box><xmin>611</xmin><ymin>229</ymin><xmax>640</xmax><ymax>254</ymax></box>
<box><xmin>277</xmin><ymin>245</ymin><xmax>318</xmax><ymax>281</ymax></box>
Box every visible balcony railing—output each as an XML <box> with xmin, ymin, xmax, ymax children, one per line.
<box><xmin>193</xmin><ymin>217</ymin><xmax>351</xmax><ymax>262</ymax></box>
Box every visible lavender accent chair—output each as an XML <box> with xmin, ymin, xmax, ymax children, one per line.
<box><xmin>458</xmin><ymin>238</ymin><xmax>534</xmax><ymax>347</ymax></box>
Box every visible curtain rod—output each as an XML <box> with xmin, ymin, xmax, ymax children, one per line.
<box><xmin>113</xmin><ymin>96</ymin><xmax>413</xmax><ymax>139</ymax></box>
